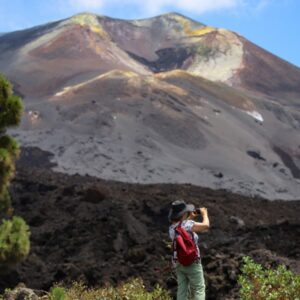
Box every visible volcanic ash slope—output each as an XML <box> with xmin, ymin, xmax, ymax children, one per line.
<box><xmin>1</xmin><ymin>13</ymin><xmax>299</xmax><ymax>199</ymax></box>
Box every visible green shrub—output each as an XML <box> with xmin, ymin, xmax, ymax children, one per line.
<box><xmin>0</xmin><ymin>75</ymin><xmax>23</xmax><ymax>130</ymax></box>
<box><xmin>238</xmin><ymin>256</ymin><xmax>300</xmax><ymax>300</ymax></box>
<box><xmin>0</xmin><ymin>74</ymin><xmax>30</xmax><ymax>269</ymax></box>
<box><xmin>0</xmin><ymin>217</ymin><xmax>30</xmax><ymax>266</ymax></box>
<box><xmin>50</xmin><ymin>286</ymin><xmax>67</xmax><ymax>300</ymax></box>
<box><xmin>55</xmin><ymin>278</ymin><xmax>171</xmax><ymax>300</ymax></box>
<box><xmin>0</xmin><ymin>135</ymin><xmax>20</xmax><ymax>157</ymax></box>
<box><xmin>0</xmin><ymin>189</ymin><xmax>11</xmax><ymax>215</ymax></box>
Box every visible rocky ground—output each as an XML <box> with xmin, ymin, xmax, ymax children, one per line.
<box><xmin>0</xmin><ymin>147</ymin><xmax>300</xmax><ymax>299</ymax></box>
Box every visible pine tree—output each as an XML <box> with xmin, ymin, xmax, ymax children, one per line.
<box><xmin>0</xmin><ymin>74</ymin><xmax>30</xmax><ymax>270</ymax></box>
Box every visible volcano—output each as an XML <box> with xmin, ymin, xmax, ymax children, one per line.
<box><xmin>0</xmin><ymin>12</ymin><xmax>299</xmax><ymax>199</ymax></box>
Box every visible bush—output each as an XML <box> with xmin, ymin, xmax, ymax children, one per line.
<box><xmin>54</xmin><ymin>278</ymin><xmax>171</xmax><ymax>300</ymax></box>
<box><xmin>49</xmin><ymin>286</ymin><xmax>67</xmax><ymax>300</ymax></box>
<box><xmin>0</xmin><ymin>75</ymin><xmax>23</xmax><ymax>130</ymax></box>
<box><xmin>238</xmin><ymin>256</ymin><xmax>300</xmax><ymax>300</ymax></box>
<box><xmin>0</xmin><ymin>217</ymin><xmax>30</xmax><ymax>266</ymax></box>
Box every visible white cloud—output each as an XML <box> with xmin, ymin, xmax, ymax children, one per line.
<box><xmin>64</xmin><ymin>0</ymin><xmax>270</xmax><ymax>16</ymax></box>
<box><xmin>153</xmin><ymin>0</ymin><xmax>240</xmax><ymax>14</ymax></box>
<box><xmin>66</xmin><ymin>0</ymin><xmax>242</xmax><ymax>14</ymax></box>
<box><xmin>69</xmin><ymin>0</ymin><xmax>104</xmax><ymax>10</ymax></box>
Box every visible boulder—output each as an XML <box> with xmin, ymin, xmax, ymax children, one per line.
<box><xmin>3</xmin><ymin>283</ymin><xmax>40</xmax><ymax>300</ymax></box>
<box><xmin>229</xmin><ymin>216</ymin><xmax>245</xmax><ymax>227</ymax></box>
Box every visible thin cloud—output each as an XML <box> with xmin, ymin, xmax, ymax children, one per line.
<box><xmin>255</xmin><ymin>0</ymin><xmax>270</xmax><ymax>12</ymax></box>
<box><xmin>119</xmin><ymin>0</ymin><xmax>240</xmax><ymax>14</ymax></box>
<box><xmin>238</xmin><ymin>0</ymin><xmax>272</xmax><ymax>15</ymax></box>
<box><xmin>61</xmin><ymin>0</ymin><xmax>271</xmax><ymax>17</ymax></box>
<box><xmin>69</xmin><ymin>0</ymin><xmax>104</xmax><ymax>10</ymax></box>
<box><xmin>66</xmin><ymin>0</ymin><xmax>242</xmax><ymax>14</ymax></box>
<box><xmin>141</xmin><ymin>0</ymin><xmax>241</xmax><ymax>15</ymax></box>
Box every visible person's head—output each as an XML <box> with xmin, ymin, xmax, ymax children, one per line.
<box><xmin>168</xmin><ymin>200</ymin><xmax>195</xmax><ymax>223</ymax></box>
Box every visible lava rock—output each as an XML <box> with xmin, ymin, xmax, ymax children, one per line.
<box><xmin>229</xmin><ymin>216</ymin><xmax>245</xmax><ymax>227</ymax></box>
<box><xmin>3</xmin><ymin>284</ymin><xmax>39</xmax><ymax>300</ymax></box>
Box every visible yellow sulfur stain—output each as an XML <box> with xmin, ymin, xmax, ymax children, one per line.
<box><xmin>88</xmin><ymin>25</ymin><xmax>109</xmax><ymax>39</ymax></box>
<box><xmin>69</xmin><ymin>13</ymin><xmax>109</xmax><ymax>39</ymax></box>
<box><xmin>54</xmin><ymin>70</ymin><xmax>139</xmax><ymax>97</ymax></box>
<box><xmin>155</xmin><ymin>70</ymin><xmax>192</xmax><ymax>80</ymax></box>
<box><xmin>122</xmin><ymin>71</ymin><xmax>139</xmax><ymax>78</ymax></box>
<box><xmin>189</xmin><ymin>26</ymin><xmax>215</xmax><ymax>36</ymax></box>
<box><xmin>104</xmin><ymin>70</ymin><xmax>139</xmax><ymax>78</ymax></box>
<box><xmin>171</xmin><ymin>15</ymin><xmax>215</xmax><ymax>37</ymax></box>
<box><xmin>146</xmin><ymin>75</ymin><xmax>188</xmax><ymax>97</ymax></box>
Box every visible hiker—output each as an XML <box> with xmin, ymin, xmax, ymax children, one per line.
<box><xmin>169</xmin><ymin>200</ymin><xmax>210</xmax><ymax>300</ymax></box>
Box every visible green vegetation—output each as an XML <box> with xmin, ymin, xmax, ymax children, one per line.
<box><xmin>51</xmin><ymin>278</ymin><xmax>171</xmax><ymax>300</ymax></box>
<box><xmin>49</xmin><ymin>286</ymin><xmax>67</xmax><ymax>300</ymax></box>
<box><xmin>0</xmin><ymin>217</ymin><xmax>30</xmax><ymax>265</ymax></box>
<box><xmin>0</xmin><ymin>74</ymin><xmax>30</xmax><ymax>270</ymax></box>
<box><xmin>238</xmin><ymin>256</ymin><xmax>300</xmax><ymax>300</ymax></box>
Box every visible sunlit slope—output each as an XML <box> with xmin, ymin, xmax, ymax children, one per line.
<box><xmin>0</xmin><ymin>12</ymin><xmax>299</xmax><ymax>199</ymax></box>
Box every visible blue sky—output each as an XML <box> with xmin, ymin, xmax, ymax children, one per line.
<box><xmin>0</xmin><ymin>0</ymin><xmax>299</xmax><ymax>67</ymax></box>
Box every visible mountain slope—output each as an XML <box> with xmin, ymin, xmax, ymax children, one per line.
<box><xmin>0</xmin><ymin>12</ymin><xmax>299</xmax><ymax>199</ymax></box>
<box><xmin>0</xmin><ymin>14</ymin><xmax>150</xmax><ymax>97</ymax></box>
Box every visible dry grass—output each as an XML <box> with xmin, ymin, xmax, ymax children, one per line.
<box><xmin>50</xmin><ymin>278</ymin><xmax>171</xmax><ymax>300</ymax></box>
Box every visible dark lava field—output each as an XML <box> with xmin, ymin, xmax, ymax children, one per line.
<box><xmin>1</xmin><ymin>147</ymin><xmax>299</xmax><ymax>299</ymax></box>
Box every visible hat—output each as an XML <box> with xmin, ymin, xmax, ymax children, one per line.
<box><xmin>168</xmin><ymin>200</ymin><xmax>195</xmax><ymax>221</ymax></box>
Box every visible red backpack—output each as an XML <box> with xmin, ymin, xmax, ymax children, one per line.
<box><xmin>173</xmin><ymin>222</ymin><xmax>198</xmax><ymax>266</ymax></box>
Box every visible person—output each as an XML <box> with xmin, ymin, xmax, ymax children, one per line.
<box><xmin>168</xmin><ymin>199</ymin><xmax>210</xmax><ymax>300</ymax></box>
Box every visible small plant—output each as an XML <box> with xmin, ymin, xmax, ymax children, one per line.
<box><xmin>0</xmin><ymin>216</ymin><xmax>30</xmax><ymax>266</ymax></box>
<box><xmin>238</xmin><ymin>256</ymin><xmax>300</xmax><ymax>300</ymax></box>
<box><xmin>53</xmin><ymin>278</ymin><xmax>171</xmax><ymax>300</ymax></box>
<box><xmin>49</xmin><ymin>286</ymin><xmax>66</xmax><ymax>300</ymax></box>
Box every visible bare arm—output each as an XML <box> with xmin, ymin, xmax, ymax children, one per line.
<box><xmin>192</xmin><ymin>208</ymin><xmax>210</xmax><ymax>233</ymax></box>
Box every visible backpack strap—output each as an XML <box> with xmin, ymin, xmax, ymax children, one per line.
<box><xmin>172</xmin><ymin>221</ymin><xmax>182</xmax><ymax>262</ymax></box>
<box><xmin>176</xmin><ymin>221</ymin><xmax>195</xmax><ymax>241</ymax></box>
<box><xmin>176</xmin><ymin>221</ymin><xmax>182</xmax><ymax>230</ymax></box>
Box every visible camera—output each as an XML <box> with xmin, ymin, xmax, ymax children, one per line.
<box><xmin>194</xmin><ymin>208</ymin><xmax>201</xmax><ymax>215</ymax></box>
